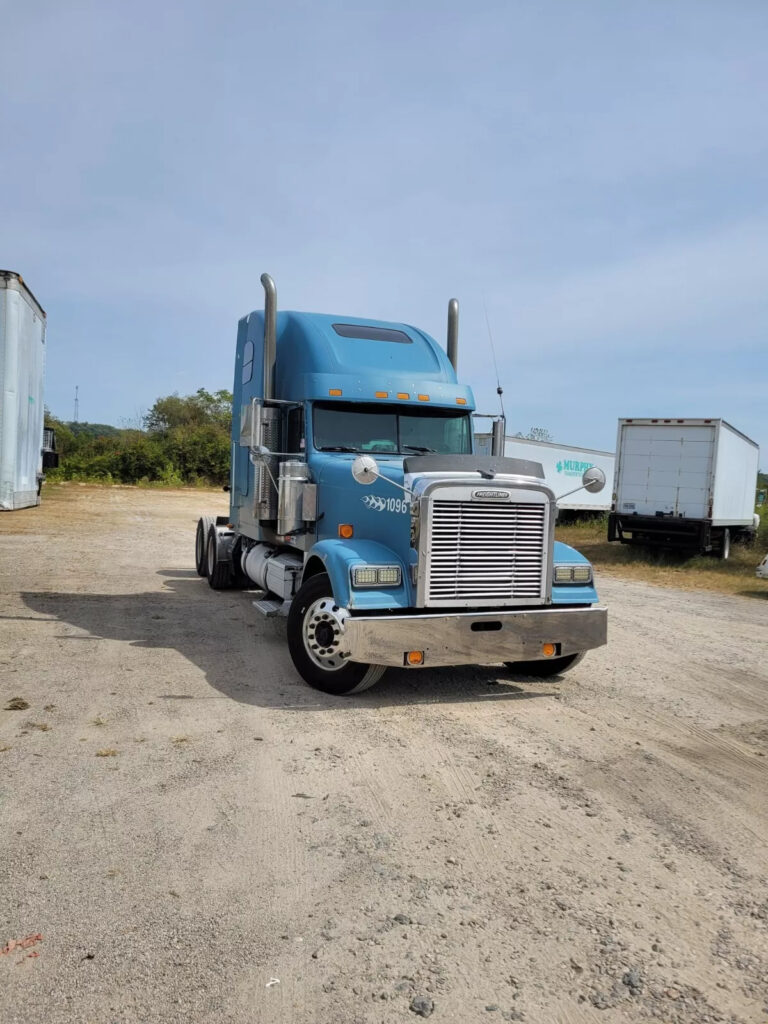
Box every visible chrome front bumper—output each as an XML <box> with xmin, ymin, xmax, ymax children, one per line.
<box><xmin>342</xmin><ymin>606</ymin><xmax>607</xmax><ymax>668</ymax></box>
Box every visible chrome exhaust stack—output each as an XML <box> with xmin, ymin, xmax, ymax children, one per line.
<box><xmin>491</xmin><ymin>415</ymin><xmax>506</xmax><ymax>456</ymax></box>
<box><xmin>260</xmin><ymin>273</ymin><xmax>277</xmax><ymax>401</ymax></box>
<box><xmin>447</xmin><ymin>298</ymin><xmax>459</xmax><ymax>371</ymax></box>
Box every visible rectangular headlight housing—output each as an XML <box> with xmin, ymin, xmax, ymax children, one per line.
<box><xmin>351</xmin><ymin>565</ymin><xmax>402</xmax><ymax>588</ymax></box>
<box><xmin>553</xmin><ymin>564</ymin><xmax>592</xmax><ymax>585</ymax></box>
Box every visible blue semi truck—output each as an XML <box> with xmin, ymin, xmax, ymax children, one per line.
<box><xmin>195</xmin><ymin>275</ymin><xmax>607</xmax><ymax>695</ymax></box>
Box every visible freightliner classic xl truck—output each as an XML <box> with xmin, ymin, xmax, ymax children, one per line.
<box><xmin>195</xmin><ymin>275</ymin><xmax>607</xmax><ymax>695</ymax></box>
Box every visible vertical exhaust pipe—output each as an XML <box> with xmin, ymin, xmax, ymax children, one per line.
<box><xmin>260</xmin><ymin>273</ymin><xmax>277</xmax><ymax>401</ymax></box>
<box><xmin>447</xmin><ymin>298</ymin><xmax>459</xmax><ymax>371</ymax></box>
<box><xmin>491</xmin><ymin>415</ymin><xmax>506</xmax><ymax>457</ymax></box>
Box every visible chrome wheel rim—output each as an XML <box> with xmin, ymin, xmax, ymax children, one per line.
<box><xmin>303</xmin><ymin>598</ymin><xmax>349</xmax><ymax>672</ymax></box>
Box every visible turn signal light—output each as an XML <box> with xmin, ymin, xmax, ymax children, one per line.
<box><xmin>338</xmin><ymin>524</ymin><xmax>354</xmax><ymax>539</ymax></box>
<box><xmin>405</xmin><ymin>651</ymin><xmax>424</xmax><ymax>666</ymax></box>
<box><xmin>541</xmin><ymin>643</ymin><xmax>557</xmax><ymax>658</ymax></box>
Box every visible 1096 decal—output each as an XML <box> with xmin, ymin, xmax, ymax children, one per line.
<box><xmin>361</xmin><ymin>494</ymin><xmax>410</xmax><ymax>514</ymax></box>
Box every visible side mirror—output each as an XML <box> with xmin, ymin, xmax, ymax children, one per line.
<box><xmin>555</xmin><ymin>465</ymin><xmax>607</xmax><ymax>504</ymax></box>
<box><xmin>351</xmin><ymin>455</ymin><xmax>380</xmax><ymax>486</ymax></box>
<box><xmin>582</xmin><ymin>466</ymin><xmax>606</xmax><ymax>494</ymax></box>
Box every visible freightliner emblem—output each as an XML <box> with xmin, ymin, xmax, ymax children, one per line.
<box><xmin>472</xmin><ymin>489</ymin><xmax>511</xmax><ymax>500</ymax></box>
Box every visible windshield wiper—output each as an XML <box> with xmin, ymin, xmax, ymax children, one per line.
<box><xmin>318</xmin><ymin>445</ymin><xmax>358</xmax><ymax>453</ymax></box>
<box><xmin>401</xmin><ymin>444</ymin><xmax>436</xmax><ymax>453</ymax></box>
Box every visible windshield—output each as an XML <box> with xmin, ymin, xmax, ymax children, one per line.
<box><xmin>313</xmin><ymin>402</ymin><xmax>472</xmax><ymax>455</ymax></box>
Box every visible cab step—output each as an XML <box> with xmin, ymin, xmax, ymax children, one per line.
<box><xmin>253</xmin><ymin>598</ymin><xmax>289</xmax><ymax>617</ymax></box>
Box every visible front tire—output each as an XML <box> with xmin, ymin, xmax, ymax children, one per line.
<box><xmin>505</xmin><ymin>652</ymin><xmax>585</xmax><ymax>678</ymax></box>
<box><xmin>287</xmin><ymin>574</ymin><xmax>386</xmax><ymax>695</ymax></box>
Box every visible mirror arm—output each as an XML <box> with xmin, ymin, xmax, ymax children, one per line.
<box><xmin>368</xmin><ymin>470</ymin><xmax>415</xmax><ymax>499</ymax></box>
<box><xmin>555</xmin><ymin>483</ymin><xmax>589</xmax><ymax>503</ymax></box>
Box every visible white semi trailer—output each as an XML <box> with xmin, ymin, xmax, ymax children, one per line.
<box><xmin>608</xmin><ymin>418</ymin><xmax>760</xmax><ymax>558</ymax></box>
<box><xmin>474</xmin><ymin>433</ymin><xmax>615</xmax><ymax>514</ymax></box>
<box><xmin>0</xmin><ymin>271</ymin><xmax>57</xmax><ymax>510</ymax></box>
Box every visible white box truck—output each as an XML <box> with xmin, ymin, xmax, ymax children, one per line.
<box><xmin>608</xmin><ymin>418</ymin><xmax>760</xmax><ymax>558</ymax></box>
<box><xmin>0</xmin><ymin>271</ymin><xmax>57</xmax><ymax>510</ymax></box>
<box><xmin>474</xmin><ymin>433</ymin><xmax>615</xmax><ymax>514</ymax></box>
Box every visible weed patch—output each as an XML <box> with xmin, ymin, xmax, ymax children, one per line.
<box><xmin>557</xmin><ymin>516</ymin><xmax>768</xmax><ymax>598</ymax></box>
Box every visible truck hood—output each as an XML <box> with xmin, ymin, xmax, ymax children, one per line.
<box><xmin>311</xmin><ymin>454</ymin><xmax>411</xmax><ymax>553</ymax></box>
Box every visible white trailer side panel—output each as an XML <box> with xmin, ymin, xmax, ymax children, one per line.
<box><xmin>711</xmin><ymin>421</ymin><xmax>760</xmax><ymax>525</ymax></box>
<box><xmin>615</xmin><ymin>423</ymin><xmax>715</xmax><ymax>519</ymax></box>
<box><xmin>0</xmin><ymin>273</ymin><xmax>47</xmax><ymax>510</ymax></box>
<box><xmin>474</xmin><ymin>434</ymin><xmax>615</xmax><ymax>511</ymax></box>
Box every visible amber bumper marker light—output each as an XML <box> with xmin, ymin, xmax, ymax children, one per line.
<box><xmin>541</xmin><ymin>643</ymin><xmax>557</xmax><ymax>658</ymax></box>
<box><xmin>405</xmin><ymin>651</ymin><xmax>424</xmax><ymax>666</ymax></box>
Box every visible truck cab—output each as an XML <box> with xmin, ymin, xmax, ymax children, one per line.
<box><xmin>196</xmin><ymin>275</ymin><xmax>606</xmax><ymax>695</ymax></box>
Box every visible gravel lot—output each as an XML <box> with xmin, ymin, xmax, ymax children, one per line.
<box><xmin>1</xmin><ymin>485</ymin><xmax>767</xmax><ymax>1023</ymax></box>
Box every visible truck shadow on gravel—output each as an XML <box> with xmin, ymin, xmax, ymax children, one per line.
<box><xmin>22</xmin><ymin>571</ymin><xmax>563</xmax><ymax>709</ymax></box>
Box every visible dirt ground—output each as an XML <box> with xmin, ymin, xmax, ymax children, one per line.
<box><xmin>1</xmin><ymin>485</ymin><xmax>767</xmax><ymax>1024</ymax></box>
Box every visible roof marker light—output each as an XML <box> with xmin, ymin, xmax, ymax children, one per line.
<box><xmin>418</xmin><ymin>394</ymin><xmax>429</xmax><ymax>402</ymax></box>
<box><xmin>329</xmin><ymin>388</ymin><xmax>342</xmax><ymax>396</ymax></box>
<box><xmin>375</xmin><ymin>391</ymin><xmax>388</xmax><ymax>399</ymax></box>
<box><xmin>397</xmin><ymin>392</ymin><xmax>410</xmax><ymax>400</ymax></box>
<box><xmin>456</xmin><ymin>398</ymin><xmax>467</xmax><ymax>405</ymax></box>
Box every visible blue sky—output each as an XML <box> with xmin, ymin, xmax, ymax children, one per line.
<box><xmin>2</xmin><ymin>1</ymin><xmax>767</xmax><ymax>461</ymax></box>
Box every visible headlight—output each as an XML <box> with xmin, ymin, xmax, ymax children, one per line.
<box><xmin>553</xmin><ymin>564</ymin><xmax>592</xmax><ymax>584</ymax></box>
<box><xmin>351</xmin><ymin>565</ymin><xmax>402</xmax><ymax>588</ymax></box>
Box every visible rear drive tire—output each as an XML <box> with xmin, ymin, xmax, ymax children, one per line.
<box><xmin>505</xmin><ymin>652</ymin><xmax>585</xmax><ymax>678</ymax></box>
<box><xmin>206</xmin><ymin>526</ymin><xmax>234</xmax><ymax>590</ymax></box>
<box><xmin>287</xmin><ymin>574</ymin><xmax>386</xmax><ymax>695</ymax></box>
<box><xmin>195</xmin><ymin>516</ymin><xmax>214</xmax><ymax>577</ymax></box>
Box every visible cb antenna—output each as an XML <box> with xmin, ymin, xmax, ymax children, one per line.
<box><xmin>74</xmin><ymin>385</ymin><xmax>79</xmax><ymax>424</ymax></box>
<box><xmin>482</xmin><ymin>296</ymin><xmax>505</xmax><ymax>417</ymax></box>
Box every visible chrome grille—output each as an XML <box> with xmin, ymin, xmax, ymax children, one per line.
<box><xmin>426</xmin><ymin>500</ymin><xmax>546</xmax><ymax>604</ymax></box>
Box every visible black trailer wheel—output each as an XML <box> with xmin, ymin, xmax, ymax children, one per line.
<box><xmin>287</xmin><ymin>574</ymin><xmax>386</xmax><ymax>695</ymax></box>
<box><xmin>195</xmin><ymin>516</ymin><xmax>215</xmax><ymax>577</ymax></box>
<box><xmin>505</xmin><ymin>652</ymin><xmax>585</xmax><ymax>678</ymax></box>
<box><xmin>206</xmin><ymin>526</ymin><xmax>234</xmax><ymax>590</ymax></box>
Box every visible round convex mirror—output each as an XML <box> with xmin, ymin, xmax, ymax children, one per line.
<box><xmin>582</xmin><ymin>466</ymin><xmax>606</xmax><ymax>494</ymax></box>
<box><xmin>351</xmin><ymin>455</ymin><xmax>380</xmax><ymax>486</ymax></box>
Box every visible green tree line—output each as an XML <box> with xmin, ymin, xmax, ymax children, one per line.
<box><xmin>45</xmin><ymin>389</ymin><xmax>232</xmax><ymax>486</ymax></box>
